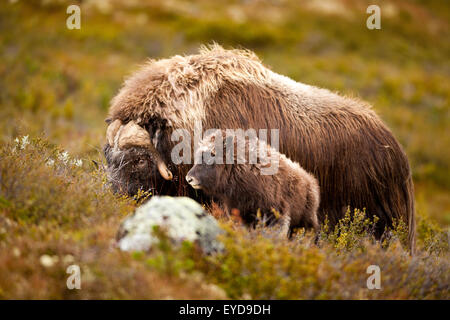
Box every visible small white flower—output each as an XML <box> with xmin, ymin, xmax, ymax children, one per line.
<box><xmin>46</xmin><ymin>158</ymin><xmax>55</xmax><ymax>167</ymax></box>
<box><xmin>73</xmin><ymin>159</ymin><xmax>83</xmax><ymax>167</ymax></box>
<box><xmin>40</xmin><ymin>254</ymin><xmax>58</xmax><ymax>268</ymax></box>
<box><xmin>20</xmin><ymin>135</ymin><xmax>30</xmax><ymax>149</ymax></box>
<box><xmin>58</xmin><ymin>151</ymin><xmax>70</xmax><ymax>164</ymax></box>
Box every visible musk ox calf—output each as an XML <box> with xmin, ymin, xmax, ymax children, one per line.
<box><xmin>185</xmin><ymin>130</ymin><xmax>320</xmax><ymax>236</ymax></box>
<box><xmin>104</xmin><ymin>45</ymin><xmax>416</xmax><ymax>252</ymax></box>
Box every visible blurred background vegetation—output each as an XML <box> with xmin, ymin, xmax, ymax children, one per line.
<box><xmin>0</xmin><ymin>0</ymin><xmax>448</xmax><ymax>299</ymax></box>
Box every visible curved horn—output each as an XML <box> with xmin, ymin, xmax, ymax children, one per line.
<box><xmin>155</xmin><ymin>157</ymin><xmax>173</xmax><ymax>181</ymax></box>
<box><xmin>118</xmin><ymin>121</ymin><xmax>173</xmax><ymax>181</ymax></box>
<box><xmin>106</xmin><ymin>119</ymin><xmax>122</xmax><ymax>147</ymax></box>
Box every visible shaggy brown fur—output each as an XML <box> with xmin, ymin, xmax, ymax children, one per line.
<box><xmin>104</xmin><ymin>44</ymin><xmax>416</xmax><ymax>252</ymax></box>
<box><xmin>186</xmin><ymin>130</ymin><xmax>320</xmax><ymax>235</ymax></box>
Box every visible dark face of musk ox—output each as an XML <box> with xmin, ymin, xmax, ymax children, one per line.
<box><xmin>103</xmin><ymin>144</ymin><xmax>165</xmax><ymax>196</ymax></box>
<box><xmin>102</xmin><ymin>119</ymin><xmax>174</xmax><ymax>197</ymax></box>
<box><xmin>185</xmin><ymin>154</ymin><xmax>222</xmax><ymax>192</ymax></box>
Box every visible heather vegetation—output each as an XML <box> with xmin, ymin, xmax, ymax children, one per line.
<box><xmin>0</xmin><ymin>0</ymin><xmax>448</xmax><ymax>299</ymax></box>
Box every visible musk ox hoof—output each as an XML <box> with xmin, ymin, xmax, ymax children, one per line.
<box><xmin>116</xmin><ymin>196</ymin><xmax>223</xmax><ymax>254</ymax></box>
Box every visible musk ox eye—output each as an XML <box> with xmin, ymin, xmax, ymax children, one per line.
<box><xmin>137</xmin><ymin>159</ymin><xmax>147</xmax><ymax>168</ymax></box>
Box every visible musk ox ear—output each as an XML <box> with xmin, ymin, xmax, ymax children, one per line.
<box><xmin>106</xmin><ymin>119</ymin><xmax>122</xmax><ymax>147</ymax></box>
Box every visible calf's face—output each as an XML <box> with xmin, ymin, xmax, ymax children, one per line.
<box><xmin>186</xmin><ymin>162</ymin><xmax>220</xmax><ymax>192</ymax></box>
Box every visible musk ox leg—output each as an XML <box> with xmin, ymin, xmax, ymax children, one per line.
<box><xmin>310</xmin><ymin>213</ymin><xmax>320</xmax><ymax>233</ymax></box>
<box><xmin>279</xmin><ymin>211</ymin><xmax>292</xmax><ymax>239</ymax></box>
<box><xmin>304</xmin><ymin>182</ymin><xmax>320</xmax><ymax>232</ymax></box>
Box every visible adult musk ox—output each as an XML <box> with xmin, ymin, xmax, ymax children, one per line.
<box><xmin>186</xmin><ymin>130</ymin><xmax>320</xmax><ymax>237</ymax></box>
<box><xmin>104</xmin><ymin>45</ymin><xmax>416</xmax><ymax>252</ymax></box>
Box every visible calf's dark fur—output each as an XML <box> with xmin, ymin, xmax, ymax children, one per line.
<box><xmin>186</xmin><ymin>130</ymin><xmax>320</xmax><ymax>236</ymax></box>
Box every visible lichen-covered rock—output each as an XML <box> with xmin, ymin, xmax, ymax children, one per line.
<box><xmin>116</xmin><ymin>196</ymin><xmax>223</xmax><ymax>254</ymax></box>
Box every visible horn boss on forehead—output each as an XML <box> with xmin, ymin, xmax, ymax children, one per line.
<box><xmin>117</xmin><ymin>121</ymin><xmax>151</xmax><ymax>149</ymax></box>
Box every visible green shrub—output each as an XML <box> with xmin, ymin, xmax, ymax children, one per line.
<box><xmin>319</xmin><ymin>208</ymin><xmax>379</xmax><ymax>253</ymax></box>
<box><xmin>0</xmin><ymin>136</ymin><xmax>134</xmax><ymax>228</ymax></box>
<box><xmin>416</xmin><ymin>211</ymin><xmax>449</xmax><ymax>255</ymax></box>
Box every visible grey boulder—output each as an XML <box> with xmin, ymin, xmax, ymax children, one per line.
<box><xmin>116</xmin><ymin>196</ymin><xmax>223</xmax><ymax>254</ymax></box>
